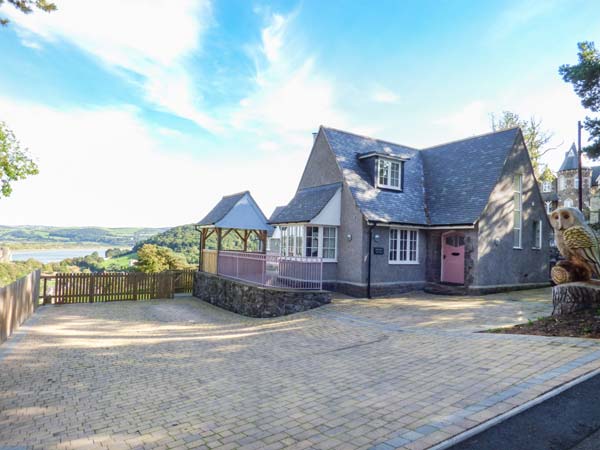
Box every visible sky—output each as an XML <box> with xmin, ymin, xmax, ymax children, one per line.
<box><xmin>1</xmin><ymin>0</ymin><xmax>600</xmax><ymax>227</ymax></box>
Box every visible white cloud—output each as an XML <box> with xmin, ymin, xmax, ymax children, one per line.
<box><xmin>432</xmin><ymin>100</ymin><xmax>490</xmax><ymax>144</ymax></box>
<box><xmin>371</xmin><ymin>87</ymin><xmax>400</xmax><ymax>104</ymax></box>
<box><xmin>1</xmin><ymin>0</ymin><xmax>219</xmax><ymax>132</ymax></box>
<box><xmin>429</xmin><ymin>83</ymin><xmax>592</xmax><ymax>171</ymax></box>
<box><xmin>0</xmin><ymin>97</ymin><xmax>307</xmax><ymax>227</ymax></box>
<box><xmin>230</xmin><ymin>13</ymin><xmax>351</xmax><ymax>150</ymax></box>
<box><xmin>488</xmin><ymin>0</ymin><xmax>565</xmax><ymax>41</ymax></box>
<box><xmin>260</xmin><ymin>13</ymin><xmax>286</xmax><ymax>64</ymax></box>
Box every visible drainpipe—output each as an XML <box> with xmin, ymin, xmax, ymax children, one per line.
<box><xmin>367</xmin><ymin>222</ymin><xmax>378</xmax><ymax>299</ymax></box>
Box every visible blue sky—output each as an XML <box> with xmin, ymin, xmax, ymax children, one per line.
<box><xmin>1</xmin><ymin>0</ymin><xmax>599</xmax><ymax>227</ymax></box>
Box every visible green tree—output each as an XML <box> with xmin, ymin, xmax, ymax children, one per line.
<box><xmin>0</xmin><ymin>0</ymin><xmax>56</xmax><ymax>26</ymax></box>
<box><xmin>560</xmin><ymin>41</ymin><xmax>600</xmax><ymax>159</ymax></box>
<box><xmin>136</xmin><ymin>244</ymin><xmax>188</xmax><ymax>273</ymax></box>
<box><xmin>491</xmin><ymin>111</ymin><xmax>555</xmax><ymax>175</ymax></box>
<box><xmin>0</xmin><ymin>122</ymin><xmax>38</xmax><ymax>198</ymax></box>
<box><xmin>538</xmin><ymin>165</ymin><xmax>556</xmax><ymax>183</ymax></box>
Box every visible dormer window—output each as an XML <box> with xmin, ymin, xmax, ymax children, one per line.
<box><xmin>542</xmin><ymin>181</ymin><xmax>551</xmax><ymax>192</ymax></box>
<box><xmin>377</xmin><ymin>158</ymin><xmax>402</xmax><ymax>190</ymax></box>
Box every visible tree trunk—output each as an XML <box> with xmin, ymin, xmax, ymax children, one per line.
<box><xmin>552</xmin><ymin>282</ymin><xmax>600</xmax><ymax>316</ymax></box>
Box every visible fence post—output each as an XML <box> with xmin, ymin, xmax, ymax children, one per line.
<box><xmin>42</xmin><ymin>276</ymin><xmax>49</xmax><ymax>304</ymax></box>
<box><xmin>133</xmin><ymin>273</ymin><xmax>138</xmax><ymax>301</ymax></box>
<box><xmin>89</xmin><ymin>274</ymin><xmax>95</xmax><ymax>303</ymax></box>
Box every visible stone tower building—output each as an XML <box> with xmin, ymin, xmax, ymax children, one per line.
<box><xmin>556</xmin><ymin>144</ymin><xmax>592</xmax><ymax>210</ymax></box>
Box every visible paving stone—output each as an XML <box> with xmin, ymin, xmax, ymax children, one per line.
<box><xmin>1</xmin><ymin>290</ymin><xmax>600</xmax><ymax>450</ymax></box>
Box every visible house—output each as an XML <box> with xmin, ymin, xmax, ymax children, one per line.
<box><xmin>555</xmin><ymin>144</ymin><xmax>592</xmax><ymax>210</ymax></box>
<box><xmin>539</xmin><ymin>176</ymin><xmax>559</xmax><ymax>215</ymax></box>
<box><xmin>269</xmin><ymin>126</ymin><xmax>551</xmax><ymax>297</ymax></box>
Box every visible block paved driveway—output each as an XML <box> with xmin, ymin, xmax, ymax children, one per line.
<box><xmin>2</xmin><ymin>288</ymin><xmax>600</xmax><ymax>450</ymax></box>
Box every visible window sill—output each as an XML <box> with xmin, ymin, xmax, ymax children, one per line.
<box><xmin>513</xmin><ymin>247</ymin><xmax>522</xmax><ymax>250</ymax></box>
<box><xmin>376</xmin><ymin>185</ymin><xmax>403</xmax><ymax>192</ymax></box>
<box><xmin>389</xmin><ymin>261</ymin><xmax>419</xmax><ymax>265</ymax></box>
<box><xmin>532</xmin><ymin>247</ymin><xmax>542</xmax><ymax>250</ymax></box>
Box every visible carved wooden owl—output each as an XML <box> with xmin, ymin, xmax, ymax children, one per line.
<box><xmin>550</xmin><ymin>207</ymin><xmax>600</xmax><ymax>281</ymax></box>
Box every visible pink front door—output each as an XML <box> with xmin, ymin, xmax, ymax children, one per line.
<box><xmin>441</xmin><ymin>232</ymin><xmax>465</xmax><ymax>284</ymax></box>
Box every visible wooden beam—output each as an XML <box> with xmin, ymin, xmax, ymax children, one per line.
<box><xmin>198</xmin><ymin>228</ymin><xmax>205</xmax><ymax>271</ymax></box>
<box><xmin>215</xmin><ymin>228</ymin><xmax>222</xmax><ymax>274</ymax></box>
<box><xmin>261</xmin><ymin>230</ymin><xmax>267</xmax><ymax>254</ymax></box>
<box><xmin>205</xmin><ymin>228</ymin><xmax>216</xmax><ymax>240</ymax></box>
<box><xmin>243</xmin><ymin>230</ymin><xmax>249</xmax><ymax>252</ymax></box>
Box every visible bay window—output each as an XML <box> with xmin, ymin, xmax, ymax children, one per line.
<box><xmin>278</xmin><ymin>225</ymin><xmax>337</xmax><ymax>261</ymax></box>
<box><xmin>389</xmin><ymin>228</ymin><xmax>419</xmax><ymax>264</ymax></box>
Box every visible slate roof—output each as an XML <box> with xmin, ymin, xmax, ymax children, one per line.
<box><xmin>320</xmin><ymin>126</ymin><xmax>520</xmax><ymax>226</ymax></box>
<box><xmin>559</xmin><ymin>144</ymin><xmax>579</xmax><ymax>171</ymax></box>
<box><xmin>267</xmin><ymin>207</ymin><xmax>285</xmax><ymax>235</ymax></box>
<box><xmin>197</xmin><ymin>191</ymin><xmax>247</xmax><ymax>226</ymax></box>
<box><xmin>269</xmin><ymin>183</ymin><xmax>342</xmax><ymax>224</ymax></box>
<box><xmin>592</xmin><ymin>166</ymin><xmax>600</xmax><ymax>186</ymax></box>
<box><xmin>541</xmin><ymin>191</ymin><xmax>559</xmax><ymax>202</ymax></box>
<box><xmin>420</xmin><ymin>128</ymin><xmax>520</xmax><ymax>225</ymax></box>
<box><xmin>323</xmin><ymin>128</ymin><xmax>427</xmax><ymax>224</ymax></box>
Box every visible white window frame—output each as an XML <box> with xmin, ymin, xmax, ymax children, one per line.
<box><xmin>377</xmin><ymin>158</ymin><xmax>402</xmax><ymax>190</ymax></box>
<box><xmin>545</xmin><ymin>201</ymin><xmax>552</xmax><ymax>214</ymax></box>
<box><xmin>305</xmin><ymin>226</ymin><xmax>319</xmax><ymax>257</ymax></box>
<box><xmin>574</xmin><ymin>177</ymin><xmax>580</xmax><ymax>189</ymax></box>
<box><xmin>321</xmin><ymin>227</ymin><xmax>337</xmax><ymax>261</ymax></box>
<box><xmin>564</xmin><ymin>198</ymin><xmax>574</xmax><ymax>208</ymax></box>
<box><xmin>559</xmin><ymin>176</ymin><xmax>566</xmax><ymax>191</ymax></box>
<box><xmin>532</xmin><ymin>220</ymin><xmax>542</xmax><ymax>250</ymax></box>
<box><xmin>513</xmin><ymin>174</ymin><xmax>522</xmax><ymax>249</ymax></box>
<box><xmin>542</xmin><ymin>181</ymin><xmax>551</xmax><ymax>193</ymax></box>
<box><xmin>389</xmin><ymin>228</ymin><xmax>419</xmax><ymax>264</ymax></box>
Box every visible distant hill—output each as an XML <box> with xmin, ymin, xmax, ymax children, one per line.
<box><xmin>132</xmin><ymin>224</ymin><xmax>200</xmax><ymax>264</ymax></box>
<box><xmin>132</xmin><ymin>224</ymin><xmax>255</xmax><ymax>264</ymax></box>
<box><xmin>0</xmin><ymin>225</ymin><xmax>169</xmax><ymax>248</ymax></box>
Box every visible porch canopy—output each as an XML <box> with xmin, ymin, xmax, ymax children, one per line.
<box><xmin>196</xmin><ymin>191</ymin><xmax>272</xmax><ymax>273</ymax></box>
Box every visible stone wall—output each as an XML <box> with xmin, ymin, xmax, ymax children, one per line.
<box><xmin>193</xmin><ymin>272</ymin><xmax>331</xmax><ymax>318</ymax></box>
<box><xmin>328</xmin><ymin>281</ymin><xmax>426</xmax><ymax>298</ymax></box>
<box><xmin>558</xmin><ymin>168</ymin><xmax>592</xmax><ymax>209</ymax></box>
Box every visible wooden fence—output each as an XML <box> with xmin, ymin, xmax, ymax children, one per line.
<box><xmin>171</xmin><ymin>270</ymin><xmax>195</xmax><ymax>293</ymax></box>
<box><xmin>1</xmin><ymin>270</ymin><xmax>40</xmax><ymax>343</ymax></box>
<box><xmin>202</xmin><ymin>249</ymin><xmax>217</xmax><ymax>274</ymax></box>
<box><xmin>41</xmin><ymin>270</ymin><xmax>196</xmax><ymax>304</ymax></box>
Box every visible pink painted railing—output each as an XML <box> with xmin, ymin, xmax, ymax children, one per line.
<box><xmin>216</xmin><ymin>251</ymin><xmax>323</xmax><ymax>290</ymax></box>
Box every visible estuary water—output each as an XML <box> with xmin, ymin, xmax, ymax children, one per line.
<box><xmin>10</xmin><ymin>248</ymin><xmax>110</xmax><ymax>263</ymax></box>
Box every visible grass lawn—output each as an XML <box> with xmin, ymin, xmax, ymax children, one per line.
<box><xmin>100</xmin><ymin>252</ymin><xmax>137</xmax><ymax>270</ymax></box>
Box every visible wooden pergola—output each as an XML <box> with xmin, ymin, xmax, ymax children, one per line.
<box><xmin>195</xmin><ymin>191</ymin><xmax>272</xmax><ymax>274</ymax></box>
